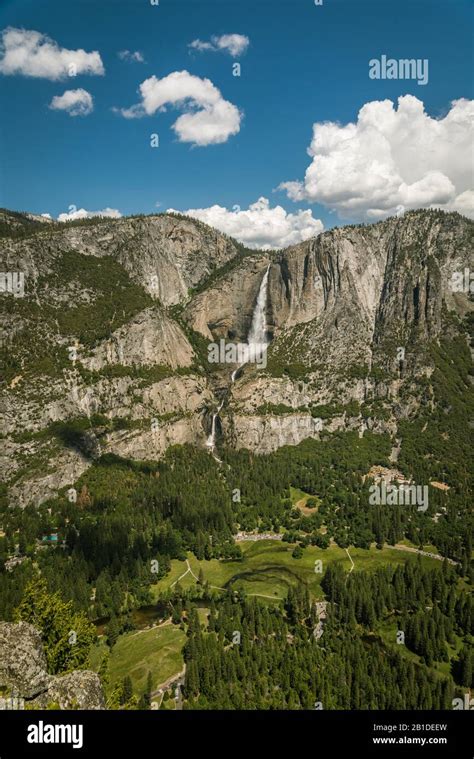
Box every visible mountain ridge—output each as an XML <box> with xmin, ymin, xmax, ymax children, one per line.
<box><xmin>1</xmin><ymin>207</ymin><xmax>473</xmax><ymax>507</ymax></box>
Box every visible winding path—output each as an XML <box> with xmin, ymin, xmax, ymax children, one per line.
<box><xmin>345</xmin><ymin>547</ymin><xmax>355</xmax><ymax>577</ymax></box>
<box><xmin>170</xmin><ymin>559</ymin><xmax>193</xmax><ymax>588</ymax></box>
<box><xmin>171</xmin><ymin>559</ymin><xmax>283</xmax><ymax>599</ymax></box>
<box><xmin>386</xmin><ymin>543</ymin><xmax>459</xmax><ymax>566</ymax></box>
<box><xmin>150</xmin><ymin>667</ymin><xmax>186</xmax><ymax>699</ymax></box>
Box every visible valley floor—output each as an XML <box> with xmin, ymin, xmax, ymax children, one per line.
<box><xmin>90</xmin><ymin>538</ymin><xmax>455</xmax><ymax>705</ymax></box>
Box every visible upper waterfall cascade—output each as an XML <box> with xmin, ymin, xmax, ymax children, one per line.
<box><xmin>247</xmin><ymin>264</ymin><xmax>271</xmax><ymax>352</ymax></box>
<box><xmin>208</xmin><ymin>264</ymin><xmax>271</xmax><ymax>455</ymax></box>
<box><xmin>231</xmin><ymin>264</ymin><xmax>271</xmax><ymax>382</ymax></box>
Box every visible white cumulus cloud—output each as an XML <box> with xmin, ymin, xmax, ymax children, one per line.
<box><xmin>116</xmin><ymin>70</ymin><xmax>241</xmax><ymax>146</ymax></box>
<box><xmin>188</xmin><ymin>40</ymin><xmax>214</xmax><ymax>53</ymax></box>
<box><xmin>57</xmin><ymin>207</ymin><xmax>122</xmax><ymax>222</ymax></box>
<box><xmin>189</xmin><ymin>33</ymin><xmax>249</xmax><ymax>58</ymax></box>
<box><xmin>49</xmin><ymin>88</ymin><xmax>93</xmax><ymax>116</ymax></box>
<box><xmin>0</xmin><ymin>27</ymin><xmax>104</xmax><ymax>80</ymax></box>
<box><xmin>279</xmin><ymin>95</ymin><xmax>474</xmax><ymax>220</ymax></box>
<box><xmin>447</xmin><ymin>189</ymin><xmax>474</xmax><ymax>217</ymax></box>
<box><xmin>168</xmin><ymin>197</ymin><xmax>323</xmax><ymax>249</ymax></box>
<box><xmin>118</xmin><ymin>49</ymin><xmax>145</xmax><ymax>63</ymax></box>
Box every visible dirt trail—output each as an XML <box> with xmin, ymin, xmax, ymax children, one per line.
<box><xmin>127</xmin><ymin>618</ymin><xmax>171</xmax><ymax>639</ymax></box>
<box><xmin>387</xmin><ymin>544</ymin><xmax>459</xmax><ymax>565</ymax></box>
<box><xmin>171</xmin><ymin>558</ymin><xmax>284</xmax><ymax>599</ymax></box>
<box><xmin>150</xmin><ymin>667</ymin><xmax>186</xmax><ymax>698</ymax></box>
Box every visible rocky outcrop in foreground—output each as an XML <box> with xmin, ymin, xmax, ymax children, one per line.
<box><xmin>0</xmin><ymin>622</ymin><xmax>104</xmax><ymax>709</ymax></box>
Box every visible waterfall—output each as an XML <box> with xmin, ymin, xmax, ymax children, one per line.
<box><xmin>248</xmin><ymin>264</ymin><xmax>270</xmax><ymax>352</ymax></box>
<box><xmin>206</xmin><ymin>412</ymin><xmax>217</xmax><ymax>449</ymax></box>
<box><xmin>206</xmin><ymin>399</ymin><xmax>224</xmax><ymax>453</ymax></box>
<box><xmin>231</xmin><ymin>264</ymin><xmax>270</xmax><ymax>382</ymax></box>
<box><xmin>208</xmin><ymin>265</ymin><xmax>271</xmax><ymax>458</ymax></box>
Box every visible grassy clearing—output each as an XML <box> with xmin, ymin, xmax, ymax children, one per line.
<box><xmin>88</xmin><ymin>542</ymin><xmax>449</xmax><ymax>699</ymax></box>
<box><xmin>289</xmin><ymin>486</ymin><xmax>312</xmax><ymax>504</ymax></box>
<box><xmin>151</xmin><ymin>541</ymin><xmax>441</xmax><ymax>603</ymax></box>
<box><xmin>289</xmin><ymin>486</ymin><xmax>321</xmax><ymax>515</ymax></box>
<box><xmin>106</xmin><ymin>623</ymin><xmax>185</xmax><ymax>696</ymax></box>
<box><xmin>375</xmin><ymin>616</ymin><xmax>464</xmax><ymax>680</ymax></box>
<box><xmin>88</xmin><ymin>637</ymin><xmax>108</xmax><ymax>673</ymax></box>
<box><xmin>197</xmin><ymin>607</ymin><xmax>210</xmax><ymax>626</ymax></box>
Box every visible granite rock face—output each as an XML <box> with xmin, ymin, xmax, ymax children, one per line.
<box><xmin>183</xmin><ymin>253</ymin><xmax>271</xmax><ymax>340</ymax></box>
<box><xmin>0</xmin><ymin>622</ymin><xmax>104</xmax><ymax>709</ymax></box>
<box><xmin>220</xmin><ymin>211</ymin><xmax>473</xmax><ymax>450</ymax></box>
<box><xmin>81</xmin><ymin>307</ymin><xmax>195</xmax><ymax>371</ymax></box>
<box><xmin>1</xmin><ymin>209</ymin><xmax>473</xmax><ymax>504</ymax></box>
<box><xmin>31</xmin><ymin>670</ymin><xmax>105</xmax><ymax>710</ymax></box>
<box><xmin>0</xmin><ymin>621</ymin><xmax>50</xmax><ymax>699</ymax></box>
<box><xmin>0</xmin><ymin>213</ymin><xmax>240</xmax><ymax>306</ymax></box>
<box><xmin>4</xmin><ymin>372</ymin><xmax>214</xmax><ymax>506</ymax></box>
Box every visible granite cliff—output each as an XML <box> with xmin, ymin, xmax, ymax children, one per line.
<box><xmin>0</xmin><ymin>621</ymin><xmax>104</xmax><ymax>709</ymax></box>
<box><xmin>1</xmin><ymin>208</ymin><xmax>472</xmax><ymax>505</ymax></box>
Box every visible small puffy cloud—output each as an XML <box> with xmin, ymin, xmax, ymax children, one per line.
<box><xmin>188</xmin><ymin>33</ymin><xmax>249</xmax><ymax>58</ymax></box>
<box><xmin>214</xmin><ymin>34</ymin><xmax>249</xmax><ymax>57</ymax></box>
<box><xmin>116</xmin><ymin>70</ymin><xmax>241</xmax><ymax>146</ymax></box>
<box><xmin>41</xmin><ymin>213</ymin><xmax>52</xmax><ymax>219</ymax></box>
<box><xmin>49</xmin><ymin>88</ymin><xmax>93</xmax><ymax>116</ymax></box>
<box><xmin>57</xmin><ymin>207</ymin><xmax>122</xmax><ymax>222</ymax></box>
<box><xmin>118</xmin><ymin>49</ymin><xmax>145</xmax><ymax>63</ymax></box>
<box><xmin>280</xmin><ymin>96</ymin><xmax>474</xmax><ymax>220</ymax></box>
<box><xmin>188</xmin><ymin>40</ymin><xmax>215</xmax><ymax>53</ymax></box>
<box><xmin>0</xmin><ymin>27</ymin><xmax>104</xmax><ymax>80</ymax></box>
<box><xmin>168</xmin><ymin>197</ymin><xmax>323</xmax><ymax>250</ymax></box>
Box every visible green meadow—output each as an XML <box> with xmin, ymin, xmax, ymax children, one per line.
<box><xmin>151</xmin><ymin>540</ymin><xmax>441</xmax><ymax>603</ymax></box>
<box><xmin>89</xmin><ymin>540</ymin><xmax>446</xmax><ymax>700</ymax></box>
<box><xmin>90</xmin><ymin>623</ymin><xmax>186</xmax><ymax>698</ymax></box>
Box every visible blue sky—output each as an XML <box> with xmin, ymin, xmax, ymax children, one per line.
<box><xmin>0</xmin><ymin>0</ymin><xmax>472</xmax><ymax>247</ymax></box>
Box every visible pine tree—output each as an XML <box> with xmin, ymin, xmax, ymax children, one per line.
<box><xmin>122</xmin><ymin>675</ymin><xmax>133</xmax><ymax>704</ymax></box>
<box><xmin>106</xmin><ymin>615</ymin><xmax>120</xmax><ymax>648</ymax></box>
<box><xmin>146</xmin><ymin>670</ymin><xmax>153</xmax><ymax>696</ymax></box>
